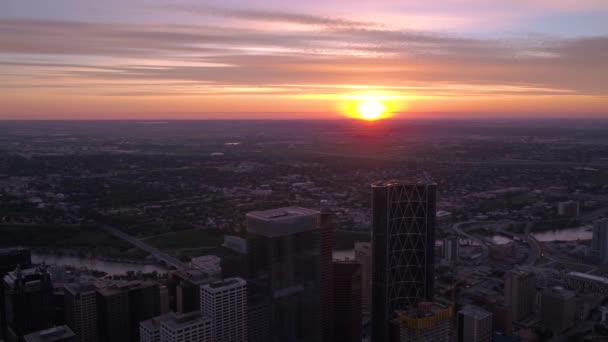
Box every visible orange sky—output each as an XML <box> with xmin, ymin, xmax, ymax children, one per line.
<box><xmin>1</xmin><ymin>0</ymin><xmax>607</xmax><ymax>119</ymax></box>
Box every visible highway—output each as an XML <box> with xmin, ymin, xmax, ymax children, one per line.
<box><xmin>102</xmin><ymin>225</ymin><xmax>187</xmax><ymax>270</ymax></box>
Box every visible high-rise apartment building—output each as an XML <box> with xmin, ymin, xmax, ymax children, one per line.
<box><xmin>394</xmin><ymin>303</ymin><xmax>452</xmax><ymax>342</ymax></box>
<box><xmin>159</xmin><ymin>312</ymin><xmax>213</xmax><ymax>342</ymax></box>
<box><xmin>23</xmin><ymin>326</ymin><xmax>76</xmax><ymax>342</ymax></box>
<box><xmin>140</xmin><ymin>313</ymin><xmax>174</xmax><ymax>342</ymax></box>
<box><xmin>541</xmin><ymin>287</ymin><xmax>576</xmax><ymax>333</ymax></box>
<box><xmin>592</xmin><ymin>218</ymin><xmax>608</xmax><ymax>264</ymax></box>
<box><xmin>354</xmin><ymin>242</ymin><xmax>372</xmax><ymax>314</ymax></box>
<box><xmin>371</xmin><ymin>182</ymin><xmax>437</xmax><ymax>342</ymax></box>
<box><xmin>457</xmin><ymin>305</ymin><xmax>493</xmax><ymax>342</ymax></box>
<box><xmin>504</xmin><ymin>270</ymin><xmax>536</xmax><ymax>322</ymax></box>
<box><xmin>200</xmin><ymin>277</ymin><xmax>247</xmax><ymax>342</ymax></box>
<box><xmin>246</xmin><ymin>207</ymin><xmax>322</xmax><ymax>342</ymax></box>
<box><xmin>3</xmin><ymin>266</ymin><xmax>54</xmax><ymax>342</ymax></box>
<box><xmin>64</xmin><ymin>283</ymin><xmax>98</xmax><ymax>342</ymax></box>
<box><xmin>332</xmin><ymin>261</ymin><xmax>362</xmax><ymax>342</ymax></box>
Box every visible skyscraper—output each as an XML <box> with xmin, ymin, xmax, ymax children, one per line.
<box><xmin>139</xmin><ymin>313</ymin><xmax>173</xmax><ymax>342</ymax></box>
<box><xmin>246</xmin><ymin>207</ymin><xmax>322</xmax><ymax>342</ymax></box>
<box><xmin>332</xmin><ymin>261</ymin><xmax>362</xmax><ymax>342</ymax></box>
<box><xmin>592</xmin><ymin>218</ymin><xmax>608</xmax><ymax>264</ymax></box>
<box><xmin>2</xmin><ymin>266</ymin><xmax>54</xmax><ymax>342</ymax></box>
<box><xmin>457</xmin><ymin>305</ymin><xmax>493</xmax><ymax>342</ymax></box>
<box><xmin>540</xmin><ymin>287</ymin><xmax>576</xmax><ymax>333</ymax></box>
<box><xmin>320</xmin><ymin>209</ymin><xmax>334</xmax><ymax>342</ymax></box>
<box><xmin>159</xmin><ymin>312</ymin><xmax>214</xmax><ymax>342</ymax></box>
<box><xmin>354</xmin><ymin>242</ymin><xmax>372</xmax><ymax>315</ymax></box>
<box><xmin>64</xmin><ymin>283</ymin><xmax>98</xmax><ymax>342</ymax></box>
<box><xmin>0</xmin><ymin>248</ymin><xmax>31</xmax><ymax>341</ymax></box>
<box><xmin>96</xmin><ymin>286</ymin><xmax>131</xmax><ymax>342</ymax></box>
<box><xmin>200</xmin><ymin>277</ymin><xmax>247</xmax><ymax>342</ymax></box>
<box><xmin>127</xmin><ymin>282</ymin><xmax>161</xmax><ymax>342</ymax></box>
<box><xmin>371</xmin><ymin>182</ymin><xmax>437</xmax><ymax>342</ymax></box>
<box><xmin>504</xmin><ymin>269</ymin><xmax>536</xmax><ymax>322</ymax></box>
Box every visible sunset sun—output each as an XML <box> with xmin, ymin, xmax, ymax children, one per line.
<box><xmin>356</xmin><ymin>99</ymin><xmax>386</xmax><ymax>121</ymax></box>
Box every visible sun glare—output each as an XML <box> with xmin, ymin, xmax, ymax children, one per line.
<box><xmin>356</xmin><ymin>99</ymin><xmax>386</xmax><ymax>121</ymax></box>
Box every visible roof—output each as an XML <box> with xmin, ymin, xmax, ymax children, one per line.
<box><xmin>247</xmin><ymin>207</ymin><xmax>319</xmax><ymax>221</ymax></box>
<box><xmin>24</xmin><ymin>326</ymin><xmax>75</xmax><ymax>342</ymax></box>
<box><xmin>161</xmin><ymin>312</ymin><xmax>211</xmax><ymax>330</ymax></box>
<box><xmin>202</xmin><ymin>277</ymin><xmax>246</xmax><ymax>291</ymax></box>
<box><xmin>246</xmin><ymin>207</ymin><xmax>320</xmax><ymax>237</ymax></box>
<box><xmin>458</xmin><ymin>305</ymin><xmax>492</xmax><ymax>319</ymax></box>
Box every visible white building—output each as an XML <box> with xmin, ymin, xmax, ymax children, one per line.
<box><xmin>354</xmin><ymin>242</ymin><xmax>372</xmax><ymax>314</ymax></box>
<box><xmin>159</xmin><ymin>312</ymin><xmax>214</xmax><ymax>342</ymax></box>
<box><xmin>190</xmin><ymin>255</ymin><xmax>222</xmax><ymax>278</ymax></box>
<box><xmin>200</xmin><ymin>277</ymin><xmax>247</xmax><ymax>342</ymax></box>
<box><xmin>457</xmin><ymin>305</ymin><xmax>492</xmax><ymax>342</ymax></box>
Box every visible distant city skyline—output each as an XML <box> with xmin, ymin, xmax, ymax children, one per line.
<box><xmin>1</xmin><ymin>0</ymin><xmax>607</xmax><ymax>119</ymax></box>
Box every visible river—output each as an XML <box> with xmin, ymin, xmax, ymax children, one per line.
<box><xmin>32</xmin><ymin>253</ymin><xmax>169</xmax><ymax>275</ymax></box>
<box><xmin>490</xmin><ymin>225</ymin><xmax>592</xmax><ymax>244</ymax></box>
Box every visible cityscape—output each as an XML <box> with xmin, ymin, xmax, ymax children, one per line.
<box><xmin>1</xmin><ymin>120</ymin><xmax>608</xmax><ymax>342</ymax></box>
<box><xmin>2</xmin><ymin>0</ymin><xmax>608</xmax><ymax>341</ymax></box>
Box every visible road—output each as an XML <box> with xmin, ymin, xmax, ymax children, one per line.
<box><xmin>451</xmin><ymin>221</ymin><xmax>489</xmax><ymax>261</ymax></box>
<box><xmin>102</xmin><ymin>225</ymin><xmax>187</xmax><ymax>270</ymax></box>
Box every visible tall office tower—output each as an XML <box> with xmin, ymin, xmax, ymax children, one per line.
<box><xmin>140</xmin><ymin>313</ymin><xmax>173</xmax><ymax>342</ymax></box>
<box><xmin>247</xmin><ymin>296</ymin><xmax>270</xmax><ymax>342</ymax></box>
<box><xmin>442</xmin><ymin>236</ymin><xmax>460</xmax><ymax>264</ymax></box>
<box><xmin>200</xmin><ymin>277</ymin><xmax>247</xmax><ymax>342</ymax></box>
<box><xmin>320</xmin><ymin>209</ymin><xmax>334</xmax><ymax>342</ymax></box>
<box><xmin>167</xmin><ymin>269</ymin><xmax>215</xmax><ymax>314</ymax></box>
<box><xmin>52</xmin><ymin>285</ymin><xmax>66</xmax><ymax>326</ymax></box>
<box><xmin>0</xmin><ymin>248</ymin><xmax>31</xmax><ymax>341</ymax></box>
<box><xmin>127</xmin><ymin>282</ymin><xmax>161</xmax><ymax>342</ymax></box>
<box><xmin>592</xmin><ymin>218</ymin><xmax>608</xmax><ymax>264</ymax></box>
<box><xmin>332</xmin><ymin>262</ymin><xmax>362</xmax><ymax>342</ymax></box>
<box><xmin>3</xmin><ymin>266</ymin><xmax>54</xmax><ymax>342</ymax></box>
<box><xmin>190</xmin><ymin>256</ymin><xmax>222</xmax><ymax>278</ymax></box>
<box><xmin>96</xmin><ymin>286</ymin><xmax>131</xmax><ymax>342</ymax></box>
<box><xmin>217</xmin><ymin>236</ymin><xmax>248</xmax><ymax>278</ymax></box>
<box><xmin>457</xmin><ymin>306</ymin><xmax>493</xmax><ymax>342</ymax></box>
<box><xmin>159</xmin><ymin>312</ymin><xmax>214</xmax><ymax>342</ymax></box>
<box><xmin>393</xmin><ymin>303</ymin><xmax>452</xmax><ymax>342</ymax></box>
<box><xmin>246</xmin><ymin>207</ymin><xmax>322</xmax><ymax>342</ymax></box>
<box><xmin>540</xmin><ymin>287</ymin><xmax>576</xmax><ymax>333</ymax></box>
<box><xmin>23</xmin><ymin>326</ymin><xmax>76</xmax><ymax>342</ymax></box>
<box><xmin>159</xmin><ymin>286</ymin><xmax>170</xmax><ymax>315</ymax></box>
<box><xmin>504</xmin><ymin>269</ymin><xmax>536</xmax><ymax>322</ymax></box>
<box><xmin>354</xmin><ymin>242</ymin><xmax>372</xmax><ymax>314</ymax></box>
<box><xmin>371</xmin><ymin>182</ymin><xmax>437</xmax><ymax>342</ymax></box>
<box><xmin>64</xmin><ymin>283</ymin><xmax>98</xmax><ymax>342</ymax></box>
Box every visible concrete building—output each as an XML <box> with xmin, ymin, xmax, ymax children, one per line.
<box><xmin>64</xmin><ymin>283</ymin><xmax>98</xmax><ymax>342</ymax></box>
<box><xmin>592</xmin><ymin>218</ymin><xmax>608</xmax><ymax>264</ymax></box>
<box><xmin>558</xmin><ymin>200</ymin><xmax>580</xmax><ymax>217</ymax></box>
<box><xmin>457</xmin><ymin>305</ymin><xmax>492</xmax><ymax>342</ymax></box>
<box><xmin>371</xmin><ymin>182</ymin><xmax>437</xmax><ymax>342</ymax></box>
<box><xmin>564</xmin><ymin>272</ymin><xmax>608</xmax><ymax>295</ymax></box>
<box><xmin>3</xmin><ymin>266</ymin><xmax>54</xmax><ymax>342</ymax></box>
<box><xmin>246</xmin><ymin>207</ymin><xmax>322</xmax><ymax>342</ymax></box>
<box><xmin>393</xmin><ymin>303</ymin><xmax>452</xmax><ymax>342</ymax></box>
<box><xmin>23</xmin><ymin>326</ymin><xmax>76</xmax><ymax>342</ymax></box>
<box><xmin>127</xmin><ymin>281</ymin><xmax>161</xmax><ymax>342</ymax></box>
<box><xmin>190</xmin><ymin>256</ymin><xmax>222</xmax><ymax>278</ymax></box>
<box><xmin>139</xmin><ymin>313</ymin><xmax>174</xmax><ymax>342</ymax></box>
<box><xmin>200</xmin><ymin>277</ymin><xmax>247</xmax><ymax>342</ymax></box>
<box><xmin>504</xmin><ymin>270</ymin><xmax>535</xmax><ymax>322</ymax></box>
<box><xmin>332</xmin><ymin>261</ymin><xmax>362</xmax><ymax>342</ymax></box>
<box><xmin>167</xmin><ymin>269</ymin><xmax>215</xmax><ymax>314</ymax></box>
<box><xmin>354</xmin><ymin>242</ymin><xmax>372</xmax><ymax>314</ymax></box>
<box><xmin>541</xmin><ymin>287</ymin><xmax>576</xmax><ymax>333</ymax></box>
<box><xmin>159</xmin><ymin>312</ymin><xmax>213</xmax><ymax>342</ymax></box>
<box><xmin>96</xmin><ymin>286</ymin><xmax>130</xmax><ymax>342</ymax></box>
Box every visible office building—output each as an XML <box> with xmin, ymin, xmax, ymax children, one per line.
<box><xmin>96</xmin><ymin>286</ymin><xmax>131</xmax><ymax>342</ymax></box>
<box><xmin>140</xmin><ymin>313</ymin><xmax>174</xmax><ymax>342</ymax></box>
<box><xmin>320</xmin><ymin>209</ymin><xmax>334</xmax><ymax>342</ymax></box>
<box><xmin>541</xmin><ymin>287</ymin><xmax>576</xmax><ymax>333</ymax></box>
<box><xmin>558</xmin><ymin>201</ymin><xmax>579</xmax><ymax>217</ymax></box>
<box><xmin>3</xmin><ymin>266</ymin><xmax>54</xmax><ymax>342</ymax></box>
<box><xmin>354</xmin><ymin>242</ymin><xmax>372</xmax><ymax>314</ymax></box>
<box><xmin>64</xmin><ymin>283</ymin><xmax>98</xmax><ymax>342</ymax></box>
<box><xmin>442</xmin><ymin>236</ymin><xmax>460</xmax><ymax>264</ymax></box>
<box><xmin>23</xmin><ymin>326</ymin><xmax>76</xmax><ymax>342</ymax></box>
<box><xmin>457</xmin><ymin>305</ymin><xmax>492</xmax><ymax>342</ymax></box>
<box><xmin>592</xmin><ymin>218</ymin><xmax>608</xmax><ymax>264</ymax></box>
<box><xmin>246</xmin><ymin>207</ymin><xmax>322</xmax><ymax>342</ymax></box>
<box><xmin>0</xmin><ymin>248</ymin><xmax>31</xmax><ymax>276</ymax></box>
<box><xmin>190</xmin><ymin>256</ymin><xmax>222</xmax><ymax>278</ymax></box>
<box><xmin>200</xmin><ymin>277</ymin><xmax>247</xmax><ymax>342</ymax></box>
<box><xmin>127</xmin><ymin>282</ymin><xmax>161</xmax><ymax>342</ymax></box>
<box><xmin>393</xmin><ymin>302</ymin><xmax>452</xmax><ymax>342</ymax></box>
<box><xmin>371</xmin><ymin>182</ymin><xmax>437</xmax><ymax>342</ymax></box>
<box><xmin>159</xmin><ymin>285</ymin><xmax>170</xmax><ymax>315</ymax></box>
<box><xmin>159</xmin><ymin>312</ymin><xmax>213</xmax><ymax>342</ymax></box>
<box><xmin>504</xmin><ymin>270</ymin><xmax>536</xmax><ymax>322</ymax></box>
<box><xmin>217</xmin><ymin>236</ymin><xmax>248</xmax><ymax>278</ymax></box>
<box><xmin>332</xmin><ymin>261</ymin><xmax>362</xmax><ymax>342</ymax></box>
<box><xmin>246</xmin><ymin>296</ymin><xmax>270</xmax><ymax>342</ymax></box>
<box><xmin>167</xmin><ymin>269</ymin><xmax>214</xmax><ymax>314</ymax></box>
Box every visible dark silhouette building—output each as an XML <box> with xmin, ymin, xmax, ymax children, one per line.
<box><xmin>0</xmin><ymin>248</ymin><xmax>32</xmax><ymax>340</ymax></box>
<box><xmin>320</xmin><ymin>210</ymin><xmax>334</xmax><ymax>342</ymax></box>
<box><xmin>23</xmin><ymin>325</ymin><xmax>76</xmax><ymax>342</ymax></box>
<box><xmin>332</xmin><ymin>261</ymin><xmax>362</xmax><ymax>342</ymax></box>
<box><xmin>246</xmin><ymin>207</ymin><xmax>322</xmax><ymax>342</ymax></box>
<box><xmin>96</xmin><ymin>286</ymin><xmax>130</xmax><ymax>342</ymax></box>
<box><xmin>371</xmin><ymin>182</ymin><xmax>437</xmax><ymax>342</ymax></box>
<box><xmin>127</xmin><ymin>282</ymin><xmax>160</xmax><ymax>342</ymax></box>
<box><xmin>3</xmin><ymin>266</ymin><xmax>54</xmax><ymax>342</ymax></box>
<box><xmin>64</xmin><ymin>283</ymin><xmax>98</xmax><ymax>342</ymax></box>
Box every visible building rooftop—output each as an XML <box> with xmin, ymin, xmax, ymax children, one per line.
<box><xmin>458</xmin><ymin>305</ymin><xmax>492</xmax><ymax>319</ymax></box>
<box><xmin>567</xmin><ymin>272</ymin><xmax>608</xmax><ymax>284</ymax></box>
<box><xmin>65</xmin><ymin>282</ymin><xmax>97</xmax><ymax>294</ymax></box>
<box><xmin>161</xmin><ymin>312</ymin><xmax>211</xmax><ymax>330</ymax></box>
<box><xmin>23</xmin><ymin>326</ymin><xmax>75</xmax><ymax>342</ymax></box>
<box><xmin>247</xmin><ymin>207</ymin><xmax>319</xmax><ymax>221</ymax></box>
<box><xmin>140</xmin><ymin>313</ymin><xmax>175</xmax><ymax>332</ymax></box>
<box><xmin>246</xmin><ymin>207</ymin><xmax>320</xmax><ymax>237</ymax></box>
<box><xmin>203</xmin><ymin>277</ymin><xmax>246</xmax><ymax>290</ymax></box>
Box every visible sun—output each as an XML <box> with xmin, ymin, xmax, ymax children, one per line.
<box><xmin>356</xmin><ymin>99</ymin><xmax>386</xmax><ymax>121</ymax></box>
